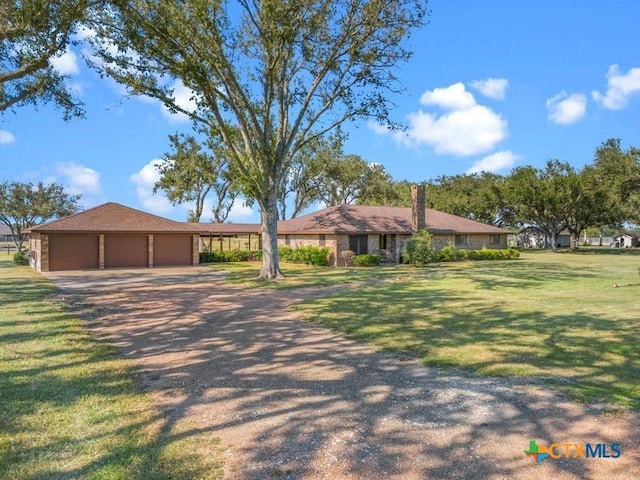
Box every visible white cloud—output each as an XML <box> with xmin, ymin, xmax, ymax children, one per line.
<box><xmin>420</xmin><ymin>82</ymin><xmax>476</xmax><ymax>110</ymax></box>
<box><xmin>546</xmin><ymin>92</ymin><xmax>587</xmax><ymax>125</ymax></box>
<box><xmin>470</xmin><ymin>78</ymin><xmax>509</xmax><ymax>100</ymax></box>
<box><xmin>401</xmin><ymin>104</ymin><xmax>507</xmax><ymax>156</ymax></box>
<box><xmin>592</xmin><ymin>64</ymin><xmax>640</xmax><ymax>110</ymax></box>
<box><xmin>0</xmin><ymin>130</ymin><xmax>16</xmax><ymax>145</ymax></box>
<box><xmin>55</xmin><ymin>162</ymin><xmax>102</xmax><ymax>195</ymax></box>
<box><xmin>131</xmin><ymin>160</ymin><xmax>257</xmax><ymax>221</ymax></box>
<box><xmin>227</xmin><ymin>200</ymin><xmax>255</xmax><ymax>222</ymax></box>
<box><xmin>159</xmin><ymin>80</ymin><xmax>198</xmax><ymax>123</ymax></box>
<box><xmin>130</xmin><ymin>159</ymin><xmax>174</xmax><ymax>214</ymax></box>
<box><xmin>371</xmin><ymin>82</ymin><xmax>508</xmax><ymax>157</ymax></box>
<box><xmin>50</xmin><ymin>48</ymin><xmax>80</xmax><ymax>75</ymax></box>
<box><xmin>466</xmin><ymin>150</ymin><xmax>519</xmax><ymax>174</ymax></box>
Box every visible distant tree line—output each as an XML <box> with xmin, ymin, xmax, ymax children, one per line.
<box><xmin>360</xmin><ymin>138</ymin><xmax>640</xmax><ymax>252</ymax></box>
<box><xmin>156</xmin><ymin>136</ymin><xmax>640</xmax><ymax>252</ymax></box>
<box><xmin>0</xmin><ymin>182</ymin><xmax>80</xmax><ymax>251</ymax></box>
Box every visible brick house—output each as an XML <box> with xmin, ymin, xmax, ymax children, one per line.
<box><xmin>27</xmin><ymin>187</ymin><xmax>508</xmax><ymax>271</ymax></box>
<box><xmin>275</xmin><ymin>205</ymin><xmax>508</xmax><ymax>267</ymax></box>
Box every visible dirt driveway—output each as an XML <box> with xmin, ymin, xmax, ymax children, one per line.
<box><xmin>47</xmin><ymin>268</ymin><xmax>639</xmax><ymax>479</ymax></box>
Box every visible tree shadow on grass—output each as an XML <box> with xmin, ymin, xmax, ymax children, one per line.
<box><xmin>53</xmin><ymin>276</ymin><xmax>640</xmax><ymax>479</ymax></box>
<box><xmin>0</xmin><ymin>275</ymin><xmax>222</xmax><ymax>480</ymax></box>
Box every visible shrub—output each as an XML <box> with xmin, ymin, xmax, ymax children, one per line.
<box><xmin>278</xmin><ymin>246</ymin><xmax>294</xmax><ymax>262</ymax></box>
<box><xmin>434</xmin><ymin>246</ymin><xmax>520</xmax><ymax>263</ymax></box>
<box><xmin>403</xmin><ymin>230</ymin><xmax>436</xmax><ymax>267</ymax></box>
<box><xmin>436</xmin><ymin>244</ymin><xmax>458</xmax><ymax>262</ymax></box>
<box><xmin>279</xmin><ymin>245</ymin><xmax>330</xmax><ymax>266</ymax></box>
<box><xmin>221</xmin><ymin>249</ymin><xmax>251</xmax><ymax>262</ymax></box>
<box><xmin>352</xmin><ymin>254</ymin><xmax>381</xmax><ymax>267</ymax></box>
<box><xmin>340</xmin><ymin>249</ymin><xmax>356</xmax><ymax>266</ymax></box>
<box><xmin>199</xmin><ymin>249</ymin><xmax>252</xmax><ymax>263</ymax></box>
<box><xmin>13</xmin><ymin>250</ymin><xmax>29</xmax><ymax>266</ymax></box>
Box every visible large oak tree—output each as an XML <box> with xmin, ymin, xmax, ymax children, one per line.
<box><xmin>1</xmin><ymin>0</ymin><xmax>93</xmax><ymax>119</ymax></box>
<box><xmin>88</xmin><ymin>0</ymin><xmax>428</xmax><ymax>279</ymax></box>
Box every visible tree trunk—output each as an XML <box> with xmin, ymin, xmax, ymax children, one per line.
<box><xmin>257</xmin><ymin>189</ymin><xmax>284</xmax><ymax>280</ymax></box>
<box><xmin>10</xmin><ymin>226</ymin><xmax>25</xmax><ymax>252</ymax></box>
<box><xmin>570</xmin><ymin>232</ymin><xmax>579</xmax><ymax>251</ymax></box>
<box><xmin>549</xmin><ymin>230</ymin><xmax>558</xmax><ymax>252</ymax></box>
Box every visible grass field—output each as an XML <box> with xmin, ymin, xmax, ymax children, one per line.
<box><xmin>288</xmin><ymin>249</ymin><xmax>640</xmax><ymax>409</ymax></box>
<box><xmin>0</xmin><ymin>257</ymin><xmax>222</xmax><ymax>480</ymax></box>
<box><xmin>211</xmin><ymin>260</ymin><xmax>412</xmax><ymax>290</ymax></box>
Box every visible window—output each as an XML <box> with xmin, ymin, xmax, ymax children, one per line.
<box><xmin>455</xmin><ymin>234</ymin><xmax>467</xmax><ymax>246</ymax></box>
<box><xmin>349</xmin><ymin>235</ymin><xmax>368</xmax><ymax>255</ymax></box>
<box><xmin>319</xmin><ymin>234</ymin><xmax>326</xmax><ymax>247</ymax></box>
<box><xmin>285</xmin><ymin>235</ymin><xmax>290</xmax><ymax>246</ymax></box>
<box><xmin>379</xmin><ymin>234</ymin><xmax>387</xmax><ymax>250</ymax></box>
<box><xmin>490</xmin><ymin>234</ymin><xmax>501</xmax><ymax>246</ymax></box>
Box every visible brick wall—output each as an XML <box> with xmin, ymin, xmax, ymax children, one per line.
<box><xmin>275</xmin><ymin>232</ymin><xmax>508</xmax><ymax>267</ymax></box>
<box><xmin>99</xmin><ymin>234</ymin><xmax>105</xmax><ymax>269</ymax></box>
<box><xmin>399</xmin><ymin>233</ymin><xmax>508</xmax><ymax>261</ymax></box>
<box><xmin>40</xmin><ymin>233</ymin><xmax>49</xmax><ymax>272</ymax></box>
<box><xmin>335</xmin><ymin>235</ymin><xmax>351</xmax><ymax>266</ymax></box>
<box><xmin>192</xmin><ymin>235</ymin><xmax>200</xmax><ymax>265</ymax></box>
<box><xmin>29</xmin><ymin>233</ymin><xmax>41</xmax><ymax>272</ymax></box>
<box><xmin>277</xmin><ymin>234</ymin><xmax>338</xmax><ymax>266</ymax></box>
<box><xmin>148</xmin><ymin>234</ymin><xmax>154</xmax><ymax>268</ymax></box>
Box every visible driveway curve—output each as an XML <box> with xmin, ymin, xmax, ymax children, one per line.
<box><xmin>46</xmin><ymin>268</ymin><xmax>639</xmax><ymax>479</ymax></box>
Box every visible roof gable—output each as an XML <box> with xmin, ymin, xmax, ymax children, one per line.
<box><xmin>29</xmin><ymin>202</ymin><xmax>196</xmax><ymax>233</ymax></box>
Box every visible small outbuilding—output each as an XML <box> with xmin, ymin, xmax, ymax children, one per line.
<box><xmin>613</xmin><ymin>233</ymin><xmax>639</xmax><ymax>248</ymax></box>
<box><xmin>27</xmin><ymin>203</ymin><xmax>200</xmax><ymax>272</ymax></box>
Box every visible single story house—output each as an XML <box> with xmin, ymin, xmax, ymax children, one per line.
<box><xmin>27</xmin><ymin>203</ymin><xmax>200</xmax><ymax>272</ymax></box>
<box><xmin>27</xmin><ymin>188</ymin><xmax>509</xmax><ymax>271</ymax></box>
<box><xmin>0</xmin><ymin>223</ymin><xmax>18</xmax><ymax>243</ymax></box>
<box><xmin>274</xmin><ymin>204</ymin><xmax>509</xmax><ymax>266</ymax></box>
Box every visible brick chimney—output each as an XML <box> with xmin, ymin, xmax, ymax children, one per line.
<box><xmin>411</xmin><ymin>184</ymin><xmax>426</xmax><ymax>233</ymax></box>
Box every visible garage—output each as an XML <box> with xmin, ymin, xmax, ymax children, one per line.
<box><xmin>104</xmin><ymin>234</ymin><xmax>148</xmax><ymax>268</ymax></box>
<box><xmin>154</xmin><ymin>234</ymin><xmax>192</xmax><ymax>266</ymax></box>
<box><xmin>49</xmin><ymin>233</ymin><xmax>99</xmax><ymax>271</ymax></box>
<box><xmin>27</xmin><ymin>202</ymin><xmax>199</xmax><ymax>272</ymax></box>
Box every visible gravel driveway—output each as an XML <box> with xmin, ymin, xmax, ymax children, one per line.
<box><xmin>47</xmin><ymin>268</ymin><xmax>639</xmax><ymax>479</ymax></box>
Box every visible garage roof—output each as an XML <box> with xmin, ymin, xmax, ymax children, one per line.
<box><xmin>27</xmin><ymin>202</ymin><xmax>197</xmax><ymax>233</ymax></box>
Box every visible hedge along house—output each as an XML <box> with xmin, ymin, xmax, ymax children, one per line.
<box><xmin>27</xmin><ymin>203</ymin><xmax>200</xmax><ymax>272</ymax></box>
<box><xmin>276</xmin><ymin>186</ymin><xmax>510</xmax><ymax>266</ymax></box>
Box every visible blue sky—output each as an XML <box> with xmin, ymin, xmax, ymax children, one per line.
<box><xmin>1</xmin><ymin>0</ymin><xmax>640</xmax><ymax>222</ymax></box>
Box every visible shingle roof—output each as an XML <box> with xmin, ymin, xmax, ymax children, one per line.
<box><xmin>28</xmin><ymin>202</ymin><xmax>197</xmax><ymax>233</ymax></box>
<box><xmin>0</xmin><ymin>224</ymin><xmax>13</xmax><ymax>235</ymax></box>
<box><xmin>26</xmin><ymin>202</ymin><xmax>508</xmax><ymax>236</ymax></box>
<box><xmin>278</xmin><ymin>205</ymin><xmax>508</xmax><ymax>235</ymax></box>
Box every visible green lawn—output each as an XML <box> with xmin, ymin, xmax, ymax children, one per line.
<box><xmin>288</xmin><ymin>250</ymin><xmax>640</xmax><ymax>409</ymax></box>
<box><xmin>209</xmin><ymin>260</ymin><xmax>414</xmax><ymax>290</ymax></box>
<box><xmin>0</xmin><ymin>257</ymin><xmax>222</xmax><ymax>480</ymax></box>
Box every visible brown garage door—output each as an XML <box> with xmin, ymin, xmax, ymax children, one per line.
<box><xmin>153</xmin><ymin>234</ymin><xmax>193</xmax><ymax>266</ymax></box>
<box><xmin>104</xmin><ymin>234</ymin><xmax>148</xmax><ymax>268</ymax></box>
<box><xmin>49</xmin><ymin>233</ymin><xmax>99</xmax><ymax>271</ymax></box>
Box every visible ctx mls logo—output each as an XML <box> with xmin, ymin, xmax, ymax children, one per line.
<box><xmin>524</xmin><ymin>440</ymin><xmax>621</xmax><ymax>464</ymax></box>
